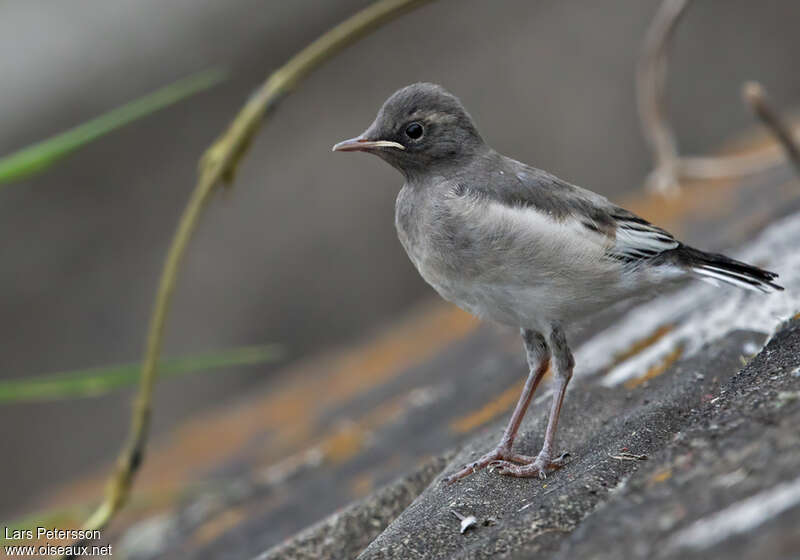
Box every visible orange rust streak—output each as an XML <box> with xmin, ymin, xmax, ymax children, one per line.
<box><xmin>449</xmin><ymin>378</ymin><xmax>526</xmax><ymax>434</ymax></box>
<box><xmin>46</xmin><ymin>303</ymin><xmax>478</xmax><ymax>516</ymax></box>
<box><xmin>223</xmin><ymin>387</ymin><xmax>430</xmax><ymax>495</ymax></box>
<box><xmin>349</xmin><ymin>472</ymin><xmax>375</xmax><ymax>498</ymax></box>
<box><xmin>311</xmin><ymin>386</ymin><xmax>417</xmax><ymax>467</ymax></box>
<box><xmin>624</xmin><ymin>345</ymin><xmax>684</xmax><ymax>389</ymax></box>
<box><xmin>607</xmin><ymin>324</ymin><xmax>674</xmax><ymax>373</ymax></box>
<box><xmin>322</xmin><ymin>422</ymin><xmax>366</xmax><ymax>465</ymax></box>
<box><xmin>449</xmin><ymin>361</ymin><xmax>557</xmax><ymax>435</ymax></box>
<box><xmin>649</xmin><ymin>468</ymin><xmax>673</xmax><ymax>486</ymax></box>
<box><xmin>191</xmin><ymin>507</ymin><xmax>248</xmax><ymax>548</ymax></box>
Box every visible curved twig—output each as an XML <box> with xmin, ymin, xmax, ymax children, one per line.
<box><xmin>637</xmin><ymin>0</ymin><xmax>797</xmax><ymax>193</ymax></box>
<box><xmin>64</xmin><ymin>0</ymin><xmax>435</xmax><ymax>555</ymax></box>
<box><xmin>637</xmin><ymin>0</ymin><xmax>690</xmax><ymax>194</ymax></box>
<box><xmin>743</xmin><ymin>81</ymin><xmax>800</xmax><ymax>176</ymax></box>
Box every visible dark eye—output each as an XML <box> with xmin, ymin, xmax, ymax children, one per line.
<box><xmin>405</xmin><ymin>122</ymin><xmax>424</xmax><ymax>140</ymax></box>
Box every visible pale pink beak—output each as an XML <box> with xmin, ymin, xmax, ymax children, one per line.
<box><xmin>332</xmin><ymin>136</ymin><xmax>405</xmax><ymax>152</ymax></box>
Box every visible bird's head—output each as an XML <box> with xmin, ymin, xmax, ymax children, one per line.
<box><xmin>333</xmin><ymin>83</ymin><xmax>486</xmax><ymax>178</ymax></box>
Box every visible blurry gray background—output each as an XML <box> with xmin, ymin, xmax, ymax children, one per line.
<box><xmin>1</xmin><ymin>0</ymin><xmax>798</xmax><ymax>519</ymax></box>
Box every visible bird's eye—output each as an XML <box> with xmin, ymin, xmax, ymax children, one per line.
<box><xmin>405</xmin><ymin>122</ymin><xmax>424</xmax><ymax>140</ymax></box>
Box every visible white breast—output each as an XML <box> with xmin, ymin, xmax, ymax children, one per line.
<box><xmin>403</xmin><ymin>195</ymin><xmax>635</xmax><ymax>329</ymax></box>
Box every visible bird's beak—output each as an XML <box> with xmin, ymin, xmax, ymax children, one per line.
<box><xmin>331</xmin><ymin>136</ymin><xmax>405</xmax><ymax>152</ymax></box>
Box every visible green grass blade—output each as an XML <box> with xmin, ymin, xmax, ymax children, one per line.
<box><xmin>0</xmin><ymin>344</ymin><xmax>283</xmax><ymax>403</ymax></box>
<box><xmin>0</xmin><ymin>68</ymin><xmax>227</xmax><ymax>186</ymax></box>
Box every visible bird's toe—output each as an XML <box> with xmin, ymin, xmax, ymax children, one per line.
<box><xmin>487</xmin><ymin>460</ymin><xmax>515</xmax><ymax>474</ymax></box>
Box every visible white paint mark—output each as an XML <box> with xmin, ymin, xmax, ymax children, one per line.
<box><xmin>742</xmin><ymin>340</ymin><xmax>761</xmax><ymax>355</ymax></box>
<box><xmin>118</xmin><ymin>514</ymin><xmax>177</xmax><ymax>558</ymax></box>
<box><xmin>451</xmin><ymin>510</ymin><xmax>477</xmax><ymax>534</ymax></box>
<box><xmin>712</xmin><ymin>468</ymin><xmax>748</xmax><ymax>489</ymax></box>
<box><xmin>601</xmin><ymin>333</ymin><xmax>679</xmax><ymax>386</ymax></box>
<box><xmin>665</xmin><ymin>475</ymin><xmax>800</xmax><ymax>551</ymax></box>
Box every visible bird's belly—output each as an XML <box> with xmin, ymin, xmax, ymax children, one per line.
<box><xmin>436</xmin><ymin>281</ymin><xmax>536</xmax><ymax>327</ymax></box>
<box><xmin>397</xmin><ymin>194</ymin><xmax>628</xmax><ymax>329</ymax></box>
<box><xmin>421</xmin><ymin>273</ymin><xmax>554</xmax><ymax>330</ymax></box>
<box><xmin>419</xmin><ymin>261</ymin><xmax>627</xmax><ymax>330</ymax></box>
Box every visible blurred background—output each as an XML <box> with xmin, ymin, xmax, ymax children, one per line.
<box><xmin>1</xmin><ymin>0</ymin><xmax>799</xmax><ymax>521</ymax></box>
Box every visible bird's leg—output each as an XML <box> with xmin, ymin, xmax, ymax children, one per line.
<box><xmin>489</xmin><ymin>325</ymin><xmax>574</xmax><ymax>479</ymax></box>
<box><xmin>443</xmin><ymin>330</ymin><xmax>549</xmax><ymax>484</ymax></box>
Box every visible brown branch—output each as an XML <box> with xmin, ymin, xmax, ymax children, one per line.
<box><xmin>742</xmin><ymin>81</ymin><xmax>800</xmax><ymax>176</ymax></box>
<box><xmin>637</xmin><ymin>0</ymin><xmax>793</xmax><ymax>193</ymax></box>
<box><xmin>637</xmin><ymin>0</ymin><xmax>690</xmax><ymax>194</ymax></box>
<box><xmin>61</xmin><ymin>0</ymin><xmax>436</xmax><ymax>556</ymax></box>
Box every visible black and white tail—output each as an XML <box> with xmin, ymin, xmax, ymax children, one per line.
<box><xmin>678</xmin><ymin>245</ymin><xmax>783</xmax><ymax>293</ymax></box>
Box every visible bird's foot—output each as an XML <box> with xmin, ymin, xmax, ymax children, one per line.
<box><xmin>442</xmin><ymin>446</ymin><xmax>539</xmax><ymax>485</ymax></box>
<box><xmin>487</xmin><ymin>450</ymin><xmax>570</xmax><ymax>479</ymax></box>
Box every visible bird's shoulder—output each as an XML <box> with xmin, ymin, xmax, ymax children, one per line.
<box><xmin>449</xmin><ymin>155</ymin><xmax>612</xmax><ymax>225</ymax></box>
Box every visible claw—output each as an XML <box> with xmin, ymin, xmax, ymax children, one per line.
<box><xmin>444</xmin><ymin>445</ymin><xmax>572</xmax><ymax>483</ymax></box>
<box><xmin>488</xmin><ymin>451</ymin><xmax>571</xmax><ymax>479</ymax></box>
<box><xmin>443</xmin><ymin>446</ymin><xmax>518</xmax><ymax>483</ymax></box>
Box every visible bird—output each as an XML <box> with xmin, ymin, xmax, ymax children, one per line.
<box><xmin>332</xmin><ymin>82</ymin><xmax>782</xmax><ymax>483</ymax></box>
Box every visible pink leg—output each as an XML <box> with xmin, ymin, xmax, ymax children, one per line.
<box><xmin>489</xmin><ymin>325</ymin><xmax>574</xmax><ymax>479</ymax></box>
<box><xmin>443</xmin><ymin>330</ymin><xmax>550</xmax><ymax>484</ymax></box>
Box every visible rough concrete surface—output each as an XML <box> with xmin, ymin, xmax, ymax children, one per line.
<box><xmin>357</xmin><ymin>325</ymin><xmax>799</xmax><ymax>559</ymax></box>
<box><xmin>558</xmin><ymin>322</ymin><xmax>800</xmax><ymax>560</ymax></box>
<box><xmin>244</xmin><ymin>321</ymin><xmax>800</xmax><ymax>560</ymax></box>
<box><xmin>256</xmin><ymin>454</ymin><xmax>453</xmax><ymax>560</ymax></box>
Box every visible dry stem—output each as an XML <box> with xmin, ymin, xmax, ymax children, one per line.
<box><xmin>63</xmin><ymin>0</ymin><xmax>435</xmax><ymax>555</ymax></box>
<box><xmin>742</xmin><ymin>81</ymin><xmax>800</xmax><ymax>176</ymax></box>
<box><xmin>637</xmin><ymin>0</ymin><xmax>795</xmax><ymax>193</ymax></box>
<box><xmin>637</xmin><ymin>0</ymin><xmax>690</xmax><ymax>194</ymax></box>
